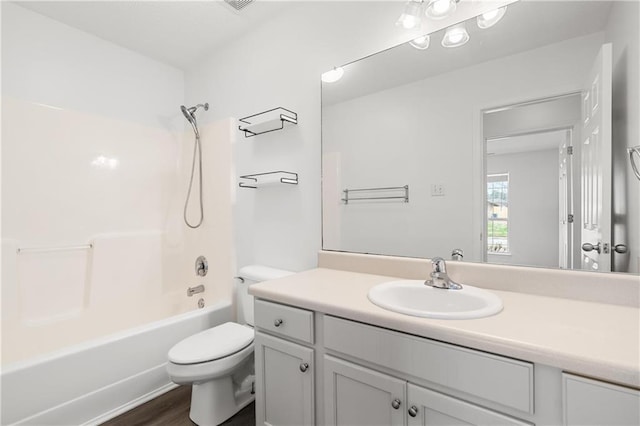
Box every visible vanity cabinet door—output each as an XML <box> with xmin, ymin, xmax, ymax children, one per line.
<box><xmin>324</xmin><ymin>355</ymin><xmax>406</xmax><ymax>426</ymax></box>
<box><xmin>562</xmin><ymin>373</ymin><xmax>640</xmax><ymax>426</ymax></box>
<box><xmin>407</xmin><ymin>384</ymin><xmax>531</xmax><ymax>426</ymax></box>
<box><xmin>255</xmin><ymin>331</ymin><xmax>314</xmax><ymax>426</ymax></box>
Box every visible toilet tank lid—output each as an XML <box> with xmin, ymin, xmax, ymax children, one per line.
<box><xmin>239</xmin><ymin>265</ymin><xmax>294</xmax><ymax>282</ymax></box>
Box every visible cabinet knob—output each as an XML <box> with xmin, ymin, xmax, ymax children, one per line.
<box><xmin>299</xmin><ymin>363</ymin><xmax>309</xmax><ymax>373</ymax></box>
<box><xmin>274</xmin><ymin>318</ymin><xmax>283</xmax><ymax>327</ymax></box>
<box><xmin>408</xmin><ymin>406</ymin><xmax>418</xmax><ymax>417</ymax></box>
<box><xmin>391</xmin><ymin>398</ymin><xmax>401</xmax><ymax>410</ymax></box>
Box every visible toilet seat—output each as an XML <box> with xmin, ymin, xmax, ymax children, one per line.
<box><xmin>167</xmin><ymin>342</ymin><xmax>254</xmax><ymax>385</ymax></box>
<box><xmin>168</xmin><ymin>322</ymin><xmax>254</xmax><ymax>365</ymax></box>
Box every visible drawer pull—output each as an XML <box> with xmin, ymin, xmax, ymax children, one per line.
<box><xmin>274</xmin><ymin>318</ymin><xmax>283</xmax><ymax>327</ymax></box>
<box><xmin>391</xmin><ymin>398</ymin><xmax>401</xmax><ymax>410</ymax></box>
<box><xmin>299</xmin><ymin>363</ymin><xmax>309</xmax><ymax>373</ymax></box>
<box><xmin>408</xmin><ymin>406</ymin><xmax>418</xmax><ymax>417</ymax></box>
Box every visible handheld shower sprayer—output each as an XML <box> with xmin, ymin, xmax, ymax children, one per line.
<box><xmin>181</xmin><ymin>103</ymin><xmax>209</xmax><ymax>126</ymax></box>
<box><xmin>180</xmin><ymin>102</ymin><xmax>209</xmax><ymax>229</ymax></box>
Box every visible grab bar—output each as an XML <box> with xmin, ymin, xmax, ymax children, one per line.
<box><xmin>629</xmin><ymin>146</ymin><xmax>640</xmax><ymax>181</ymax></box>
<box><xmin>17</xmin><ymin>244</ymin><xmax>93</xmax><ymax>254</ymax></box>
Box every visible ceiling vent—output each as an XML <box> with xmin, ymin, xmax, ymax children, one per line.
<box><xmin>224</xmin><ymin>0</ymin><xmax>254</xmax><ymax>11</ymax></box>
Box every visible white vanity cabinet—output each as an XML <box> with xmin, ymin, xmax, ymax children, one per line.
<box><xmin>254</xmin><ymin>300</ymin><xmax>315</xmax><ymax>426</ymax></box>
<box><xmin>253</xmin><ymin>298</ymin><xmax>639</xmax><ymax>426</ymax></box>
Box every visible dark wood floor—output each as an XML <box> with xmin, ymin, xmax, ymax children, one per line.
<box><xmin>102</xmin><ymin>385</ymin><xmax>255</xmax><ymax>426</ymax></box>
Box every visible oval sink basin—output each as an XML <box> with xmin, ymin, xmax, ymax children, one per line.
<box><xmin>368</xmin><ymin>280</ymin><xmax>503</xmax><ymax>319</ymax></box>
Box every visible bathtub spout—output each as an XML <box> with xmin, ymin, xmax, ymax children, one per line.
<box><xmin>187</xmin><ymin>285</ymin><xmax>205</xmax><ymax>297</ymax></box>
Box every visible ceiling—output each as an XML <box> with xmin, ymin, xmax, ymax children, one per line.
<box><xmin>13</xmin><ymin>0</ymin><xmax>289</xmax><ymax>70</ymax></box>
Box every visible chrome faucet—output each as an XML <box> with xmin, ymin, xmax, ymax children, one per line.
<box><xmin>187</xmin><ymin>284</ymin><xmax>205</xmax><ymax>297</ymax></box>
<box><xmin>425</xmin><ymin>257</ymin><xmax>463</xmax><ymax>290</ymax></box>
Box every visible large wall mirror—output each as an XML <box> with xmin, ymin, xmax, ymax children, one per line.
<box><xmin>322</xmin><ymin>0</ymin><xmax>639</xmax><ymax>275</ymax></box>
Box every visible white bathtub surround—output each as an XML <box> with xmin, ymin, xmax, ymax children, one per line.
<box><xmin>0</xmin><ymin>302</ymin><xmax>232</xmax><ymax>426</ymax></box>
<box><xmin>249</xmin><ymin>252</ymin><xmax>640</xmax><ymax>389</ymax></box>
<box><xmin>1</xmin><ymin>107</ymin><xmax>236</xmax><ymax>367</ymax></box>
<box><xmin>89</xmin><ymin>231</ymin><xmax>165</xmax><ymax>306</ymax></box>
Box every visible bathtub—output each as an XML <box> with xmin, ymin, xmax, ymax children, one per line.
<box><xmin>1</xmin><ymin>300</ymin><xmax>232</xmax><ymax>425</ymax></box>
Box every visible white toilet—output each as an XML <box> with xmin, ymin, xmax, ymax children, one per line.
<box><xmin>167</xmin><ymin>265</ymin><xmax>293</xmax><ymax>425</ymax></box>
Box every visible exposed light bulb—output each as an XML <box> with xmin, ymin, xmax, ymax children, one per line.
<box><xmin>396</xmin><ymin>0</ymin><xmax>423</xmax><ymax>29</ymax></box>
<box><xmin>441</xmin><ymin>23</ymin><xmax>469</xmax><ymax>48</ymax></box>
<box><xmin>426</xmin><ymin>0</ymin><xmax>456</xmax><ymax>20</ymax></box>
<box><xmin>477</xmin><ymin>6</ymin><xmax>507</xmax><ymax>29</ymax></box>
<box><xmin>410</xmin><ymin>35</ymin><xmax>431</xmax><ymax>50</ymax></box>
<box><xmin>321</xmin><ymin>67</ymin><xmax>344</xmax><ymax>83</ymax></box>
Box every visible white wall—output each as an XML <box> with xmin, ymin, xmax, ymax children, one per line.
<box><xmin>487</xmin><ymin>149</ymin><xmax>559</xmax><ymax>268</ymax></box>
<box><xmin>605</xmin><ymin>1</ymin><xmax>640</xmax><ymax>273</ymax></box>
<box><xmin>1</xmin><ymin>4</ymin><xmax>234</xmax><ymax>363</ymax></box>
<box><xmin>184</xmin><ymin>0</ymin><xmax>513</xmax><ymax>273</ymax></box>
<box><xmin>323</xmin><ymin>32</ymin><xmax>602</xmax><ymax>261</ymax></box>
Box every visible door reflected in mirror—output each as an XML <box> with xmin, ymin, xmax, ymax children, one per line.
<box><xmin>322</xmin><ymin>1</ymin><xmax>639</xmax><ymax>274</ymax></box>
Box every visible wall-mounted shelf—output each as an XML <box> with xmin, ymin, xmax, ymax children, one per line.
<box><xmin>238</xmin><ymin>107</ymin><xmax>298</xmax><ymax>138</ymax></box>
<box><xmin>342</xmin><ymin>185</ymin><xmax>409</xmax><ymax>204</ymax></box>
<box><xmin>239</xmin><ymin>171</ymin><xmax>299</xmax><ymax>189</ymax></box>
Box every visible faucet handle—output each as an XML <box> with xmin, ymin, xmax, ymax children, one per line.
<box><xmin>451</xmin><ymin>249</ymin><xmax>464</xmax><ymax>261</ymax></box>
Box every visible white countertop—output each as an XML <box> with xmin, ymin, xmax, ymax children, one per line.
<box><xmin>249</xmin><ymin>267</ymin><xmax>640</xmax><ymax>389</ymax></box>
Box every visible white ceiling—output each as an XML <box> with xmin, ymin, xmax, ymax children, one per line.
<box><xmin>13</xmin><ymin>0</ymin><xmax>289</xmax><ymax>70</ymax></box>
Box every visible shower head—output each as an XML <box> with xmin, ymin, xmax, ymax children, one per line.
<box><xmin>181</xmin><ymin>103</ymin><xmax>209</xmax><ymax>125</ymax></box>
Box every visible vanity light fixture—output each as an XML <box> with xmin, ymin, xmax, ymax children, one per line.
<box><xmin>321</xmin><ymin>67</ymin><xmax>344</xmax><ymax>83</ymax></box>
<box><xmin>441</xmin><ymin>23</ymin><xmax>469</xmax><ymax>48</ymax></box>
<box><xmin>396</xmin><ymin>0</ymin><xmax>423</xmax><ymax>29</ymax></box>
<box><xmin>425</xmin><ymin>0</ymin><xmax>459</xmax><ymax>20</ymax></box>
<box><xmin>410</xmin><ymin>35</ymin><xmax>431</xmax><ymax>50</ymax></box>
<box><xmin>477</xmin><ymin>6</ymin><xmax>507</xmax><ymax>29</ymax></box>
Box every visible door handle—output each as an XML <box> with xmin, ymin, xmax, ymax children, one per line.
<box><xmin>613</xmin><ymin>244</ymin><xmax>628</xmax><ymax>254</ymax></box>
<box><xmin>582</xmin><ymin>242</ymin><xmax>611</xmax><ymax>254</ymax></box>
<box><xmin>582</xmin><ymin>242</ymin><xmax>601</xmax><ymax>253</ymax></box>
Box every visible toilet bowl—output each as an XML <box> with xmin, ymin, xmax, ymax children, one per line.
<box><xmin>167</xmin><ymin>265</ymin><xmax>293</xmax><ymax>426</ymax></box>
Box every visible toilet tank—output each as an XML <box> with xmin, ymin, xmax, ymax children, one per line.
<box><xmin>237</xmin><ymin>265</ymin><xmax>294</xmax><ymax>326</ymax></box>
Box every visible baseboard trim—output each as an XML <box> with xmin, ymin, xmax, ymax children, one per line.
<box><xmin>86</xmin><ymin>380</ymin><xmax>179</xmax><ymax>425</ymax></box>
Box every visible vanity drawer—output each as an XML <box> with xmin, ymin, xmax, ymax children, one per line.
<box><xmin>254</xmin><ymin>299</ymin><xmax>314</xmax><ymax>344</ymax></box>
<box><xmin>324</xmin><ymin>315</ymin><xmax>534</xmax><ymax>414</ymax></box>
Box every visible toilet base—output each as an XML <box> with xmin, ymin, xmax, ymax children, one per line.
<box><xmin>188</xmin><ymin>356</ymin><xmax>255</xmax><ymax>426</ymax></box>
<box><xmin>190</xmin><ymin>377</ymin><xmax>254</xmax><ymax>425</ymax></box>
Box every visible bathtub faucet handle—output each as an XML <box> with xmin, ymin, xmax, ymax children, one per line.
<box><xmin>187</xmin><ymin>284</ymin><xmax>205</xmax><ymax>297</ymax></box>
